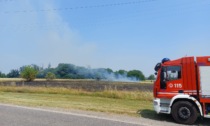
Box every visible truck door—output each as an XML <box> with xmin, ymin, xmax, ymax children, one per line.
<box><xmin>158</xmin><ymin>65</ymin><xmax>183</xmax><ymax>98</ymax></box>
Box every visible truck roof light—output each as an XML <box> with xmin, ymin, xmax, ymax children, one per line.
<box><xmin>162</xmin><ymin>58</ymin><xmax>170</xmax><ymax>63</ymax></box>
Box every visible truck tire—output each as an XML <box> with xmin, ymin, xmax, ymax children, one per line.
<box><xmin>172</xmin><ymin>101</ymin><xmax>198</xmax><ymax>125</ymax></box>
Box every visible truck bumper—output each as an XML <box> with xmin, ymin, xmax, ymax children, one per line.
<box><xmin>154</xmin><ymin>98</ymin><xmax>171</xmax><ymax>114</ymax></box>
<box><xmin>153</xmin><ymin>98</ymin><xmax>161</xmax><ymax>114</ymax></box>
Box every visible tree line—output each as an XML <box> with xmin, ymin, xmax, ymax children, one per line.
<box><xmin>0</xmin><ymin>63</ymin><xmax>155</xmax><ymax>81</ymax></box>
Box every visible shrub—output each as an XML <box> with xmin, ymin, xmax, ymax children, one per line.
<box><xmin>45</xmin><ymin>72</ymin><xmax>56</xmax><ymax>81</ymax></box>
<box><xmin>21</xmin><ymin>66</ymin><xmax>38</xmax><ymax>81</ymax></box>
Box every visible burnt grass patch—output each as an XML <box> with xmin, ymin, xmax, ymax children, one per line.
<box><xmin>0</xmin><ymin>80</ymin><xmax>153</xmax><ymax>92</ymax></box>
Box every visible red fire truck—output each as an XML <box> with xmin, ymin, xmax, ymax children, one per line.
<box><xmin>153</xmin><ymin>56</ymin><xmax>210</xmax><ymax>124</ymax></box>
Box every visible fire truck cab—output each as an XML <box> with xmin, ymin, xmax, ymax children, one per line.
<box><xmin>153</xmin><ymin>56</ymin><xmax>210</xmax><ymax>124</ymax></box>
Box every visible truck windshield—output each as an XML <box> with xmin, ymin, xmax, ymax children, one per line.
<box><xmin>166</xmin><ymin>66</ymin><xmax>181</xmax><ymax>80</ymax></box>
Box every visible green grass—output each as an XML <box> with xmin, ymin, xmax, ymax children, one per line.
<box><xmin>0</xmin><ymin>86</ymin><xmax>153</xmax><ymax>116</ymax></box>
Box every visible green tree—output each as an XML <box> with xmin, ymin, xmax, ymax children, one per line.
<box><xmin>45</xmin><ymin>72</ymin><xmax>56</xmax><ymax>81</ymax></box>
<box><xmin>7</xmin><ymin>69</ymin><xmax>20</xmax><ymax>78</ymax></box>
<box><xmin>21</xmin><ymin>66</ymin><xmax>38</xmax><ymax>81</ymax></box>
<box><xmin>55</xmin><ymin>63</ymin><xmax>76</xmax><ymax>78</ymax></box>
<box><xmin>148</xmin><ymin>74</ymin><xmax>155</xmax><ymax>80</ymax></box>
<box><xmin>127</xmin><ymin>70</ymin><xmax>145</xmax><ymax>81</ymax></box>
<box><xmin>0</xmin><ymin>71</ymin><xmax>6</xmax><ymax>78</ymax></box>
<box><xmin>31</xmin><ymin>64</ymin><xmax>41</xmax><ymax>71</ymax></box>
<box><xmin>37</xmin><ymin>67</ymin><xmax>55</xmax><ymax>78</ymax></box>
<box><xmin>106</xmin><ymin>68</ymin><xmax>113</xmax><ymax>74</ymax></box>
<box><xmin>114</xmin><ymin>70</ymin><xmax>127</xmax><ymax>79</ymax></box>
<box><xmin>116</xmin><ymin>70</ymin><xmax>127</xmax><ymax>75</ymax></box>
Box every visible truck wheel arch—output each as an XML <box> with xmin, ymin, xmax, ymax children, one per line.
<box><xmin>169</xmin><ymin>94</ymin><xmax>203</xmax><ymax>116</ymax></box>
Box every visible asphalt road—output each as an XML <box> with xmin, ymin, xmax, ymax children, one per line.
<box><xmin>2</xmin><ymin>104</ymin><xmax>209</xmax><ymax>126</ymax></box>
<box><xmin>0</xmin><ymin>104</ymin><xmax>142</xmax><ymax>126</ymax></box>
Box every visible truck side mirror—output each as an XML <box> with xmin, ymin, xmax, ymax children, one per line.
<box><xmin>154</xmin><ymin>63</ymin><xmax>161</xmax><ymax>71</ymax></box>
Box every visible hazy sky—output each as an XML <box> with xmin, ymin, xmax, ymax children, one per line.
<box><xmin>0</xmin><ymin>0</ymin><xmax>209</xmax><ymax>76</ymax></box>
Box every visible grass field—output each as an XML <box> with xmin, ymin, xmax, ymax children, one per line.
<box><xmin>0</xmin><ymin>78</ymin><xmax>154</xmax><ymax>116</ymax></box>
<box><xmin>0</xmin><ymin>78</ymin><xmax>153</xmax><ymax>92</ymax></box>
<box><xmin>0</xmin><ymin>86</ymin><xmax>153</xmax><ymax>116</ymax></box>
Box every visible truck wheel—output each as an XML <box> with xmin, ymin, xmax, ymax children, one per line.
<box><xmin>172</xmin><ymin>101</ymin><xmax>198</xmax><ymax>125</ymax></box>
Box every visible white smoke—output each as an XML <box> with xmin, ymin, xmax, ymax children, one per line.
<box><xmin>0</xmin><ymin>0</ymin><xmax>97</xmax><ymax>73</ymax></box>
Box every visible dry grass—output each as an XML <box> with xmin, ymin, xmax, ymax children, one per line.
<box><xmin>0</xmin><ymin>86</ymin><xmax>153</xmax><ymax>116</ymax></box>
<box><xmin>0</xmin><ymin>86</ymin><xmax>153</xmax><ymax>101</ymax></box>
<box><xmin>0</xmin><ymin>78</ymin><xmax>24</xmax><ymax>82</ymax></box>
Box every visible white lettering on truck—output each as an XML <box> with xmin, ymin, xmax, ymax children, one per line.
<box><xmin>168</xmin><ymin>83</ymin><xmax>182</xmax><ymax>88</ymax></box>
